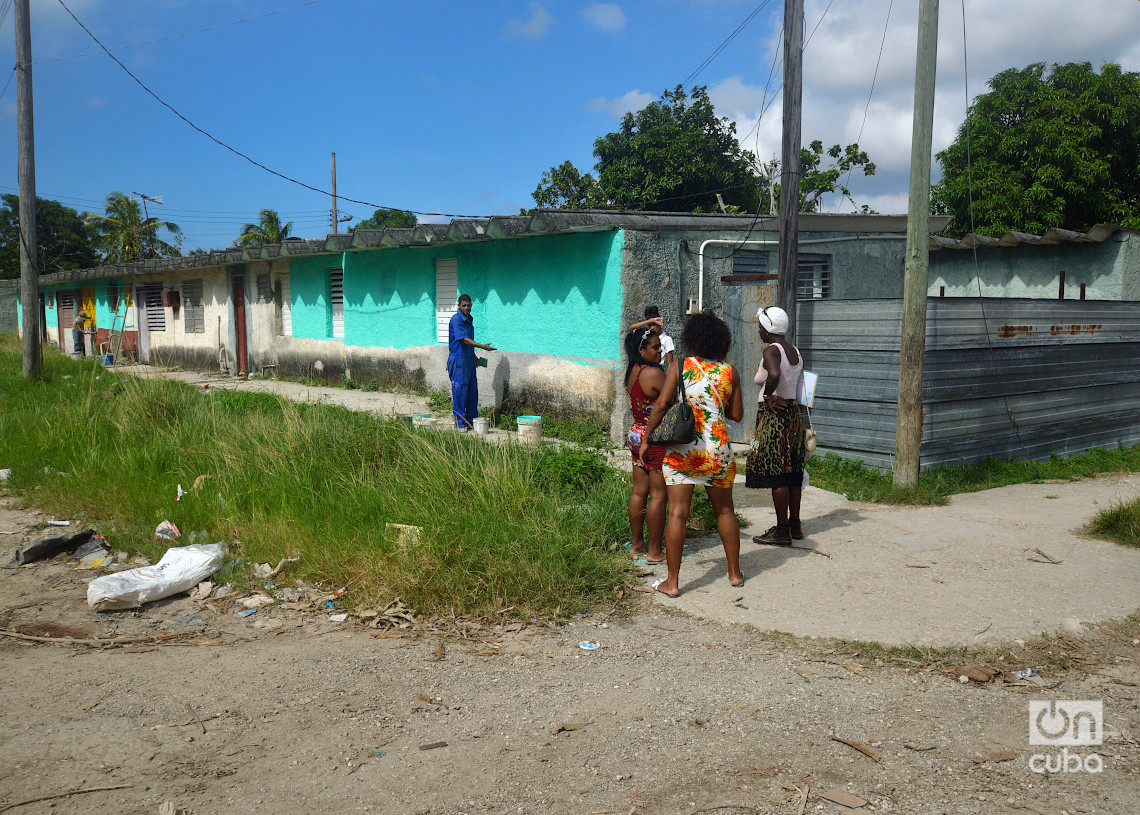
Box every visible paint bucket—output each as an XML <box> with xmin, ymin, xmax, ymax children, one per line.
<box><xmin>412</xmin><ymin>413</ymin><xmax>435</xmax><ymax>430</ymax></box>
<box><xmin>516</xmin><ymin>415</ymin><xmax>542</xmax><ymax>446</ymax></box>
<box><xmin>100</xmin><ymin>354</ymin><xmax>114</xmax><ymax>366</ymax></box>
<box><xmin>472</xmin><ymin>417</ymin><xmax>489</xmax><ymax>437</ymax></box>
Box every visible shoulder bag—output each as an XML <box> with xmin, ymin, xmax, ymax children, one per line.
<box><xmin>648</xmin><ymin>358</ymin><xmax>696</xmax><ymax>445</ymax></box>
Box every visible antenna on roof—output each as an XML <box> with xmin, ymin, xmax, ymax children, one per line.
<box><xmin>132</xmin><ymin>191</ymin><xmax>163</xmax><ymax>222</ymax></box>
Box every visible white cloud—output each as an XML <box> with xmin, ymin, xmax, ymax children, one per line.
<box><xmin>587</xmin><ymin>88</ymin><xmax>655</xmax><ymax>117</ymax></box>
<box><xmin>858</xmin><ymin>192</ymin><xmax>910</xmax><ymax>215</ymax></box>
<box><xmin>710</xmin><ymin>0</ymin><xmax>1140</xmax><ymax>211</ymax></box>
<box><xmin>504</xmin><ymin>2</ymin><xmax>555</xmax><ymax>40</ymax></box>
<box><xmin>582</xmin><ymin>3</ymin><xmax>626</xmax><ymax>34</ymax></box>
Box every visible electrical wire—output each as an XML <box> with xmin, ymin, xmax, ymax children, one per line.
<box><xmin>837</xmin><ymin>0</ymin><xmax>893</xmax><ymax>212</ymax></box>
<box><xmin>55</xmin><ymin>0</ymin><xmax>489</xmax><ymax>220</ymax></box>
<box><xmin>682</xmin><ymin>0</ymin><xmax>774</xmax><ymax>87</ymax></box>
<box><xmin>34</xmin><ymin>0</ymin><xmax>327</xmax><ymax>65</ymax></box>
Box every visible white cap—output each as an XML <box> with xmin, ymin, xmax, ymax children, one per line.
<box><xmin>757</xmin><ymin>306</ymin><xmax>789</xmax><ymax>334</ymax></box>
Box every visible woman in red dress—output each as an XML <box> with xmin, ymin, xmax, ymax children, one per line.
<box><xmin>624</xmin><ymin>327</ymin><xmax>667</xmax><ymax>563</ymax></box>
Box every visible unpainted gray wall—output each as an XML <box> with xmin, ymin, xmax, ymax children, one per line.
<box><xmin>0</xmin><ymin>280</ymin><xmax>16</xmax><ymax>334</ymax></box>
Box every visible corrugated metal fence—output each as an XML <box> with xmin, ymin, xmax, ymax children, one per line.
<box><xmin>740</xmin><ymin>298</ymin><xmax>1140</xmax><ymax>470</ymax></box>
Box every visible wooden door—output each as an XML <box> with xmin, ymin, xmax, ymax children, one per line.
<box><xmin>233</xmin><ymin>276</ymin><xmax>248</xmax><ymax>373</ymax></box>
<box><xmin>57</xmin><ymin>291</ymin><xmax>73</xmax><ymax>353</ymax></box>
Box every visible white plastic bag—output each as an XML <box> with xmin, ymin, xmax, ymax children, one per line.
<box><xmin>87</xmin><ymin>543</ymin><xmax>225</xmax><ymax>611</ymax></box>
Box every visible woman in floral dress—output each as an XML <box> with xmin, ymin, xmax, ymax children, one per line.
<box><xmin>639</xmin><ymin>312</ymin><xmax>744</xmax><ymax>597</ymax></box>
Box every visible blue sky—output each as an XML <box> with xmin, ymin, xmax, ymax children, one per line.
<box><xmin>1</xmin><ymin>0</ymin><xmax>1138</xmax><ymax>252</ymax></box>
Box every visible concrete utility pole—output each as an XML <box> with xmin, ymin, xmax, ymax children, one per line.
<box><xmin>331</xmin><ymin>152</ymin><xmax>338</xmax><ymax>235</ymax></box>
<box><xmin>15</xmin><ymin>0</ymin><xmax>40</xmax><ymax>378</ymax></box>
<box><xmin>893</xmin><ymin>0</ymin><xmax>940</xmax><ymax>486</ymax></box>
<box><xmin>776</xmin><ymin>0</ymin><xmax>803</xmax><ymax>342</ymax></box>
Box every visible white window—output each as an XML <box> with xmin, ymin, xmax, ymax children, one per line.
<box><xmin>182</xmin><ymin>280</ymin><xmax>205</xmax><ymax>334</ymax></box>
<box><xmin>797</xmin><ymin>254</ymin><xmax>830</xmax><ymax>300</ymax></box>
<box><xmin>435</xmin><ymin>258</ymin><xmax>458</xmax><ymax>344</ymax></box>
<box><xmin>329</xmin><ymin>269</ymin><xmax>344</xmax><ymax>340</ymax></box>
<box><xmin>142</xmin><ymin>284</ymin><xmax>165</xmax><ymax>331</ymax></box>
<box><xmin>279</xmin><ymin>272</ymin><xmax>292</xmax><ymax>338</ymax></box>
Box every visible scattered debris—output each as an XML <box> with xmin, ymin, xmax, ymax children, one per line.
<box><xmin>1027</xmin><ymin>547</ymin><xmax>1062</xmax><ymax>565</ymax></box>
<box><xmin>76</xmin><ymin>550</ymin><xmax>112</xmax><ymax>570</ymax></box>
<box><xmin>329</xmin><ymin>613</ymin><xmax>348</xmax><ymax>623</ymax></box>
<box><xmin>974</xmin><ymin>750</ymin><xmax>1018</xmax><ymax>763</ymax></box>
<box><xmin>176</xmin><ymin>484</ymin><xmax>187</xmax><ymax>501</ymax></box>
<box><xmin>153</xmin><ymin>520</ymin><xmax>181</xmax><ymax>542</ymax></box>
<box><xmin>88</xmin><ymin>543</ymin><xmax>225</xmax><ymax>611</ymax></box>
<box><xmin>253</xmin><ymin>556</ymin><xmax>300</xmax><ymax>579</ymax></box>
<box><xmin>241</xmin><ymin>594</ymin><xmax>274</xmax><ymax>609</ymax></box>
<box><xmin>830</xmin><ymin>736</ymin><xmax>881</xmax><ymax>763</ymax></box>
<box><xmin>188</xmin><ymin>581</ymin><xmax>214</xmax><ymax>601</ymax></box>
<box><xmin>551</xmin><ymin>723</ymin><xmax>588</xmax><ymax>735</ymax></box>
<box><xmin>579</xmin><ymin>641</ymin><xmax>600</xmax><ymax>650</ymax></box>
<box><xmin>10</xmin><ymin>529</ymin><xmax>95</xmax><ymax>565</ymax></box>
<box><xmin>192</xmin><ymin>473</ymin><xmax>211</xmax><ymax>490</ymax></box>
<box><xmin>0</xmin><ymin>784</ymin><xmax>132</xmax><ymax>814</ymax></box>
<box><xmin>948</xmin><ymin>664</ymin><xmax>996</xmax><ymax>684</ymax></box>
<box><xmin>418</xmin><ymin>741</ymin><xmax>447</xmax><ymax>751</ymax></box>
<box><xmin>817</xmin><ymin>789</ymin><xmax>868</xmax><ymax>809</ymax></box>
<box><xmin>904</xmin><ymin>742</ymin><xmax>936</xmax><ymax>752</ymax></box>
<box><xmin>387</xmin><ymin>523</ymin><xmax>423</xmax><ymax>547</ymax></box>
<box><xmin>1011</xmin><ymin>668</ymin><xmax>1047</xmax><ymax>686</ymax></box>
<box><xmin>0</xmin><ymin>468</ymin><xmax>9</xmax><ymax>482</ymax></box>
<box><xmin>0</xmin><ymin>629</ymin><xmax>203</xmax><ymax>649</ymax></box>
<box><xmin>46</xmin><ymin>519</ymin><xmax>71</xmax><ymax>527</ymax></box>
<box><xmin>235</xmin><ymin>608</ymin><xmax>258</xmax><ymax>618</ymax></box>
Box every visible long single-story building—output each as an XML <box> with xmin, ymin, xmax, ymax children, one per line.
<box><xmin>14</xmin><ymin>211</ymin><xmax>1139</xmax><ymax>464</ymax></box>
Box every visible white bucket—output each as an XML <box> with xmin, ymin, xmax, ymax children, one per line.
<box><xmin>516</xmin><ymin>415</ymin><xmax>542</xmax><ymax>446</ymax></box>
<box><xmin>472</xmin><ymin>417</ymin><xmax>489</xmax><ymax>436</ymax></box>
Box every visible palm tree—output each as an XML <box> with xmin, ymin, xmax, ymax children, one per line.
<box><xmin>235</xmin><ymin>209</ymin><xmax>294</xmax><ymax>246</ymax></box>
<box><xmin>84</xmin><ymin>192</ymin><xmax>181</xmax><ymax>264</ymax></box>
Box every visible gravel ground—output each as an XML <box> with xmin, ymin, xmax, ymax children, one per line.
<box><xmin>2</xmin><ymin>498</ymin><xmax>1139</xmax><ymax>815</ymax></box>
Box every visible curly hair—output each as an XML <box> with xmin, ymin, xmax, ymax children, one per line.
<box><xmin>681</xmin><ymin>311</ymin><xmax>732</xmax><ymax>361</ymax></box>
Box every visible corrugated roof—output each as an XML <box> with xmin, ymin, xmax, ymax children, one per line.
<box><xmin>930</xmin><ymin>224</ymin><xmax>1125</xmax><ymax>250</ymax></box>
<box><xmin>38</xmin><ymin>209</ymin><xmax>1126</xmax><ymax>285</ymax></box>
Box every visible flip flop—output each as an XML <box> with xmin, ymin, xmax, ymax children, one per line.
<box><xmin>646</xmin><ymin>556</ymin><xmax>667</xmax><ymax>565</ymax></box>
<box><xmin>651</xmin><ymin>579</ymin><xmax>680</xmax><ymax>598</ymax></box>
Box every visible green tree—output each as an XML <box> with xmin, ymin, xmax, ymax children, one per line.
<box><xmin>349</xmin><ymin>208</ymin><xmax>418</xmax><ymax>231</ymax></box>
<box><xmin>236</xmin><ymin>208</ymin><xmax>294</xmax><ymax>246</ymax></box>
<box><xmin>85</xmin><ymin>191</ymin><xmax>181</xmax><ymax>264</ymax></box>
<box><xmin>932</xmin><ymin>62</ymin><xmax>1140</xmax><ymax>235</ymax></box>
<box><xmin>0</xmin><ymin>194</ymin><xmax>98</xmax><ymax>279</ymax></box>
<box><xmin>531</xmin><ymin>86</ymin><xmax>875</xmax><ymax>214</ymax></box>
<box><xmin>529</xmin><ymin>160</ymin><xmax>607</xmax><ymax>210</ymax></box>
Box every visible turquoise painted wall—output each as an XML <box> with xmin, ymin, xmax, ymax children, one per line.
<box><xmin>343</xmin><ymin>250</ymin><xmax>437</xmax><ymax>349</ymax></box>
<box><xmin>289</xmin><ymin>254</ymin><xmax>342</xmax><ymax>339</ymax></box>
<box><xmin>338</xmin><ymin>231</ymin><xmax>624</xmax><ymax>360</ymax></box>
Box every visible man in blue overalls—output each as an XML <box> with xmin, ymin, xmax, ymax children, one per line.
<box><xmin>447</xmin><ymin>294</ymin><xmax>496</xmax><ymax>430</ymax></box>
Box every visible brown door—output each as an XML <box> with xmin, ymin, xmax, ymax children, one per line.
<box><xmin>233</xmin><ymin>276</ymin><xmax>248</xmax><ymax>373</ymax></box>
<box><xmin>58</xmin><ymin>292</ymin><xmax>74</xmax><ymax>353</ymax></box>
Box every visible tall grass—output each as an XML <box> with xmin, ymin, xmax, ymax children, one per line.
<box><xmin>0</xmin><ymin>337</ymin><xmax>629</xmax><ymax>618</ymax></box>
<box><xmin>807</xmin><ymin>447</ymin><xmax>1140</xmax><ymax>506</ymax></box>
<box><xmin>1086</xmin><ymin>498</ymin><xmax>1140</xmax><ymax>548</ymax></box>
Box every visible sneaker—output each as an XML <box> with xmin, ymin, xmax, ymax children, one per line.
<box><xmin>790</xmin><ymin>519</ymin><xmax>804</xmax><ymax>540</ymax></box>
<box><xmin>753</xmin><ymin>525</ymin><xmax>793</xmax><ymax>546</ymax></box>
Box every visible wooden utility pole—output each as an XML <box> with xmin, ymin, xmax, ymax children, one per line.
<box><xmin>776</xmin><ymin>0</ymin><xmax>803</xmax><ymax>342</ymax></box>
<box><xmin>15</xmin><ymin>0</ymin><xmax>40</xmax><ymax>378</ymax></box>
<box><xmin>331</xmin><ymin>152</ymin><xmax>338</xmax><ymax>235</ymax></box>
<box><xmin>893</xmin><ymin>0</ymin><xmax>940</xmax><ymax>486</ymax></box>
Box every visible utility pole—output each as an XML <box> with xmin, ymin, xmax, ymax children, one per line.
<box><xmin>776</xmin><ymin>0</ymin><xmax>803</xmax><ymax>342</ymax></box>
<box><xmin>893</xmin><ymin>0</ymin><xmax>940</xmax><ymax>486</ymax></box>
<box><xmin>330</xmin><ymin>152</ymin><xmax>338</xmax><ymax>235</ymax></box>
<box><xmin>133</xmin><ymin>192</ymin><xmax>162</xmax><ymax>257</ymax></box>
<box><xmin>15</xmin><ymin>0</ymin><xmax>40</xmax><ymax>378</ymax></box>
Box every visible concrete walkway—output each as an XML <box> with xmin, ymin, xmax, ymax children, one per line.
<box><xmin>127</xmin><ymin>364</ymin><xmax>1140</xmax><ymax>647</ymax></box>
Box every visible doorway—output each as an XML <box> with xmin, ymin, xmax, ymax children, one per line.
<box><xmin>232</xmin><ymin>276</ymin><xmax>248</xmax><ymax>373</ymax></box>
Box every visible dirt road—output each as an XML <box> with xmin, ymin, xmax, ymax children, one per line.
<box><xmin>2</xmin><ymin>496</ymin><xmax>1138</xmax><ymax>815</ymax></box>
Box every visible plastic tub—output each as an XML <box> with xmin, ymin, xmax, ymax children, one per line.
<box><xmin>516</xmin><ymin>415</ymin><xmax>542</xmax><ymax>446</ymax></box>
<box><xmin>412</xmin><ymin>413</ymin><xmax>435</xmax><ymax>430</ymax></box>
<box><xmin>472</xmin><ymin>417</ymin><xmax>489</xmax><ymax>436</ymax></box>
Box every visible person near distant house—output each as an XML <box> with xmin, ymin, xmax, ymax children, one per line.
<box><xmin>446</xmin><ymin>294</ymin><xmax>496</xmax><ymax>430</ymax></box>
<box><xmin>628</xmin><ymin>305</ymin><xmax>674</xmax><ymax>367</ymax></box>
<box><xmin>745</xmin><ymin>306</ymin><xmax>807</xmax><ymax>546</ymax></box>
<box><xmin>624</xmin><ymin>327</ymin><xmax>668</xmax><ymax>564</ymax></box>
<box><xmin>72</xmin><ymin>310</ymin><xmax>89</xmax><ymax>356</ymax></box>
<box><xmin>640</xmin><ymin>312</ymin><xmax>745</xmax><ymax>597</ymax></box>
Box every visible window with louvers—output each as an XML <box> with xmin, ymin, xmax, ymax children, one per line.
<box><xmin>330</xmin><ymin>269</ymin><xmax>344</xmax><ymax>339</ymax></box>
<box><xmin>257</xmin><ymin>274</ymin><xmax>272</xmax><ymax>304</ymax></box>
<box><xmin>796</xmin><ymin>254</ymin><xmax>831</xmax><ymax>299</ymax></box>
<box><xmin>142</xmin><ymin>284</ymin><xmax>165</xmax><ymax>331</ymax></box>
<box><xmin>182</xmin><ymin>280</ymin><xmax>205</xmax><ymax>334</ymax></box>
<box><xmin>732</xmin><ymin>251</ymin><xmax>767</xmax><ymax>275</ymax></box>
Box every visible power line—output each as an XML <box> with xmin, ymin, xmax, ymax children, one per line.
<box><xmin>55</xmin><ymin>0</ymin><xmax>489</xmax><ymax>220</ymax></box>
<box><xmin>682</xmin><ymin>0</ymin><xmax>774</xmax><ymax>87</ymax></box>
<box><xmin>34</xmin><ymin>0</ymin><xmax>328</xmax><ymax>65</ymax></box>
